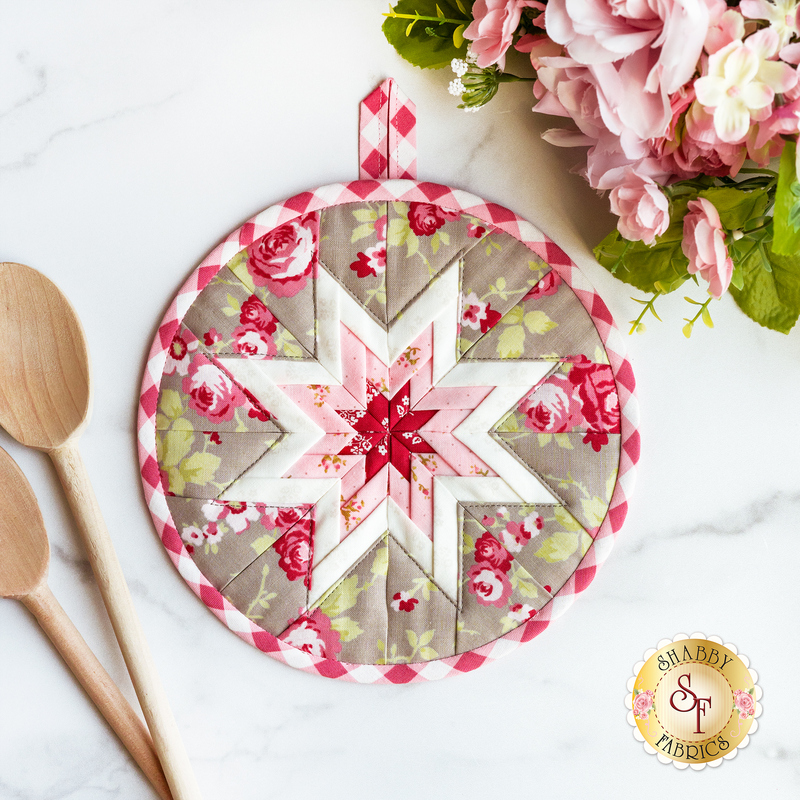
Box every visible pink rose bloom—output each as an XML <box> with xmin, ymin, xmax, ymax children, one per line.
<box><xmin>280</xmin><ymin>609</ymin><xmax>341</xmax><ymax>658</ymax></box>
<box><xmin>733</xmin><ymin>689</ymin><xmax>756</xmax><ymax>718</ymax></box>
<box><xmin>274</xmin><ymin>524</ymin><xmax>312</xmax><ymax>585</ymax></box>
<box><xmin>246</xmin><ymin>214</ymin><xmax>318</xmax><ymax>298</ymax></box>
<box><xmin>275</xmin><ymin>506</ymin><xmax>304</xmax><ymax>531</ymax></box>
<box><xmin>567</xmin><ymin>355</ymin><xmax>621</xmax><ymax>433</ymax></box>
<box><xmin>656</xmin><ymin>98</ymin><xmax>747</xmax><ymax>180</ymax></box>
<box><xmin>545</xmin><ymin>0</ymin><xmax>709</xmax><ymax>94</ymax></box>
<box><xmin>474</xmin><ymin>532</ymin><xmax>514</xmax><ymax>573</ymax></box>
<box><xmin>633</xmin><ymin>689</ymin><xmax>654</xmax><ymax>718</ymax></box>
<box><xmin>535</xmin><ymin>52</ymin><xmax>671</xmax><ymax>150</ymax></box>
<box><xmin>464</xmin><ymin>0</ymin><xmax>540</xmax><ymax>69</ymax></box>
<box><xmin>519</xmin><ymin>374</ymin><xmax>582</xmax><ymax>433</ymax></box>
<box><xmin>609</xmin><ymin>172</ymin><xmax>670</xmax><ymax>245</ymax></box>
<box><xmin>507</xmin><ymin>602</ymin><xmax>536</xmax><ymax>622</ymax></box>
<box><xmin>239</xmin><ymin>294</ymin><xmax>278</xmax><ymax>333</ymax></box>
<box><xmin>181</xmin><ymin>355</ymin><xmax>246</xmax><ymax>424</ymax></box>
<box><xmin>523</xmin><ymin>269</ymin><xmax>562</xmax><ymax>300</ymax></box>
<box><xmin>231</xmin><ymin>324</ymin><xmax>277</xmax><ymax>359</ymax></box>
<box><xmin>350</xmin><ymin>244</ymin><xmax>387</xmax><ymax>278</ymax></box>
<box><xmin>407</xmin><ymin>202</ymin><xmax>459</xmax><ymax>236</ymax></box>
<box><xmin>390</xmin><ymin>591</ymin><xmax>419</xmax><ymax>612</ymax></box>
<box><xmin>681</xmin><ymin>197</ymin><xmax>734</xmax><ymax>298</ymax></box>
<box><xmin>461</xmin><ymin>292</ymin><xmax>502</xmax><ymax>333</ymax></box>
<box><xmin>466</xmin><ymin>563</ymin><xmax>513</xmax><ymax>607</ymax></box>
<box><xmin>164</xmin><ymin>331</ymin><xmax>198</xmax><ymax>377</ymax></box>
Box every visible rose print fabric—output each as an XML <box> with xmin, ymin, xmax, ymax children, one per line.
<box><xmin>153</xmin><ymin>198</ymin><xmax>625</xmax><ymax>667</ymax></box>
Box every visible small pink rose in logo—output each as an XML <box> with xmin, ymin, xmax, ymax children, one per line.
<box><xmin>350</xmin><ymin>244</ymin><xmax>387</xmax><ymax>278</ymax></box>
<box><xmin>390</xmin><ymin>591</ymin><xmax>419</xmax><ymax>612</ymax></box>
<box><xmin>523</xmin><ymin>269</ymin><xmax>562</xmax><ymax>300</ymax></box>
<box><xmin>407</xmin><ymin>202</ymin><xmax>459</xmax><ymax>236</ymax></box>
<box><xmin>474</xmin><ymin>532</ymin><xmax>513</xmax><ymax>573</ymax></box>
<box><xmin>273</xmin><ymin>521</ymin><xmax>313</xmax><ymax>586</ymax></box>
<box><xmin>280</xmin><ymin>609</ymin><xmax>341</xmax><ymax>658</ymax></box>
<box><xmin>231</xmin><ymin>324</ymin><xmax>277</xmax><ymax>359</ymax></box>
<box><xmin>239</xmin><ymin>294</ymin><xmax>278</xmax><ymax>334</ymax></box>
<box><xmin>246</xmin><ymin>213</ymin><xmax>318</xmax><ymax>298</ymax></box>
<box><xmin>633</xmin><ymin>689</ymin><xmax>654</xmax><ymax>720</ymax></box>
<box><xmin>461</xmin><ymin>291</ymin><xmax>502</xmax><ymax>333</ymax></box>
<box><xmin>733</xmin><ymin>689</ymin><xmax>756</xmax><ymax>719</ymax></box>
<box><xmin>182</xmin><ymin>356</ymin><xmax>246</xmax><ymax>424</ymax></box>
<box><xmin>466</xmin><ymin>563</ymin><xmax>513</xmax><ymax>608</ymax></box>
<box><xmin>519</xmin><ymin>375</ymin><xmax>581</xmax><ymax>433</ymax></box>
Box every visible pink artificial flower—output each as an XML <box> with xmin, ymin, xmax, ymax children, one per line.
<box><xmin>704</xmin><ymin>5</ymin><xmax>745</xmax><ymax>55</ymax></box>
<box><xmin>534</xmin><ymin>51</ymin><xmax>672</xmax><ymax>153</ymax></box>
<box><xmin>545</xmin><ymin>0</ymin><xmax>710</xmax><ymax>94</ymax></box>
<box><xmin>681</xmin><ymin>197</ymin><xmax>734</xmax><ymax>298</ymax></box>
<box><xmin>609</xmin><ymin>171</ymin><xmax>670</xmax><ymax>245</ymax></box>
<box><xmin>516</xmin><ymin>31</ymin><xmax>563</xmax><ymax>69</ymax></box>
<box><xmin>464</xmin><ymin>0</ymin><xmax>540</xmax><ymax>69</ymax></box>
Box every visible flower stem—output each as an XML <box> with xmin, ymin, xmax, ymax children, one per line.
<box><xmin>628</xmin><ymin>291</ymin><xmax>661</xmax><ymax>335</ymax></box>
<box><xmin>383</xmin><ymin>11</ymin><xmax>467</xmax><ymax>25</ymax></box>
<box><xmin>682</xmin><ymin>296</ymin><xmax>714</xmax><ymax>338</ymax></box>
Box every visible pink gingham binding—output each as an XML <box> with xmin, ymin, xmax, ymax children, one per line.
<box><xmin>138</xmin><ymin>180</ymin><xmax>641</xmax><ymax>684</ymax></box>
<box><xmin>359</xmin><ymin>79</ymin><xmax>417</xmax><ymax>180</ymax></box>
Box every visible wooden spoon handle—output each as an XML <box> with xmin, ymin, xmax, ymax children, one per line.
<box><xmin>21</xmin><ymin>582</ymin><xmax>173</xmax><ymax>800</ymax></box>
<box><xmin>49</xmin><ymin>441</ymin><xmax>202</xmax><ymax>800</ymax></box>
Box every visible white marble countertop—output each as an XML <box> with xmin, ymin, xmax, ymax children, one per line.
<box><xmin>1</xmin><ymin>3</ymin><xmax>798</xmax><ymax>798</ymax></box>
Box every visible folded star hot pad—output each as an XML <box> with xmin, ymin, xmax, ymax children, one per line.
<box><xmin>137</xmin><ymin>81</ymin><xmax>640</xmax><ymax>682</ymax></box>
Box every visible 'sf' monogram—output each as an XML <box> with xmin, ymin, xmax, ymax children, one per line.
<box><xmin>670</xmin><ymin>673</ymin><xmax>712</xmax><ymax>734</ymax></box>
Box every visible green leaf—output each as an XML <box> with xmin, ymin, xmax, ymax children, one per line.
<box><xmin>418</xmin><ymin>646</ymin><xmax>439</xmax><ymax>660</ymax></box>
<box><xmin>418</xmin><ymin>629</ymin><xmax>435</xmax><ymax>647</ymax></box>
<box><xmin>698</xmin><ymin>186</ymin><xmax>769</xmax><ymax>231</ymax></box>
<box><xmin>352</xmin><ymin>208</ymin><xmax>378</xmax><ymax>223</ymax></box>
<box><xmin>461</xmin><ymin>532</ymin><xmax>475</xmax><ymax>554</ymax></box>
<box><xmin>382</xmin><ymin>0</ymin><xmax>469</xmax><ymax>70</ymax></box>
<box><xmin>773</xmin><ymin>141</ymin><xmax>800</xmax><ymax>256</ymax></box>
<box><xmin>554</xmin><ymin>506</ymin><xmax>582</xmax><ymax>532</ymax></box>
<box><xmin>371</xmin><ymin>545</ymin><xmax>389</xmax><ymax>576</ymax></box>
<box><xmin>179</xmin><ymin>451</ymin><xmax>221</xmax><ymax>487</ymax></box>
<box><xmin>160</xmin><ymin>427</ymin><xmax>195</xmax><ymax>468</ymax></box>
<box><xmin>453</xmin><ymin>23</ymin><xmax>465</xmax><ymax>48</ymax></box>
<box><xmin>406</xmin><ymin>629</ymin><xmax>419</xmax><ymax>649</ymax></box>
<box><xmin>502</xmin><ymin>305</ymin><xmax>524</xmax><ymax>325</ymax></box>
<box><xmin>350</xmin><ymin>222</ymin><xmax>375</xmax><ymax>243</ymax></box>
<box><xmin>496</xmin><ymin>324</ymin><xmax>525</xmax><ymax>358</ymax></box>
<box><xmin>319</xmin><ymin>575</ymin><xmax>360</xmax><ymax>617</ymax></box>
<box><xmin>523</xmin><ymin>310</ymin><xmax>557</xmax><ymax>334</ymax></box>
<box><xmin>226</xmin><ymin>293</ymin><xmax>241</xmax><ymax>313</ymax></box>
<box><xmin>580</xmin><ymin>496</ymin><xmax>608</xmax><ymax>528</ymax></box>
<box><xmin>535</xmin><ymin>531</ymin><xmax>579</xmax><ymax>562</ymax></box>
<box><xmin>159</xmin><ymin>389</ymin><xmax>183</xmax><ymax>421</ymax></box>
<box><xmin>594</xmin><ymin>228</ymin><xmax>689</xmax><ymax>293</ymax></box>
<box><xmin>330</xmin><ymin>617</ymin><xmax>365</xmax><ymax>643</ymax></box>
<box><xmin>729</xmin><ymin>237</ymin><xmax>800</xmax><ymax>333</ymax></box>
<box><xmin>553</xmin><ymin>433</ymin><xmax>574</xmax><ymax>450</ymax></box>
<box><xmin>250</xmin><ymin>533</ymin><xmax>276</xmax><ymax>557</ymax></box>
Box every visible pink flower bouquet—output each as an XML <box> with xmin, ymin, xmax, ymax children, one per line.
<box><xmin>383</xmin><ymin>0</ymin><xmax>800</xmax><ymax>335</ymax></box>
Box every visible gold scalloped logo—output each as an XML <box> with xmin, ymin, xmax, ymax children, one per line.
<box><xmin>627</xmin><ymin>634</ymin><xmax>761</xmax><ymax>769</ymax></box>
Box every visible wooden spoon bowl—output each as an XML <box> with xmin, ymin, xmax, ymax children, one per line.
<box><xmin>0</xmin><ymin>262</ymin><xmax>199</xmax><ymax>799</ymax></box>
<box><xmin>0</xmin><ymin>262</ymin><xmax>90</xmax><ymax>451</ymax></box>
<box><xmin>0</xmin><ymin>446</ymin><xmax>171</xmax><ymax>799</ymax></box>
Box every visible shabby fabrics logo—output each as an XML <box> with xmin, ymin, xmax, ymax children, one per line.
<box><xmin>626</xmin><ymin>633</ymin><xmax>762</xmax><ymax>769</ymax></box>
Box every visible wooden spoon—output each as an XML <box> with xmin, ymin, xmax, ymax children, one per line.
<box><xmin>0</xmin><ymin>446</ymin><xmax>172</xmax><ymax>800</ymax></box>
<box><xmin>0</xmin><ymin>263</ymin><xmax>201</xmax><ymax>800</ymax></box>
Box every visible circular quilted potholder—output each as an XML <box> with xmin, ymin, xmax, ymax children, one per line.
<box><xmin>138</xmin><ymin>180</ymin><xmax>639</xmax><ymax>682</ymax></box>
